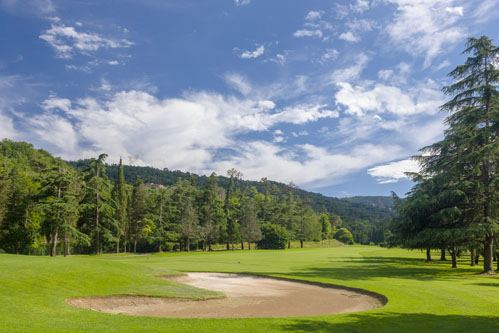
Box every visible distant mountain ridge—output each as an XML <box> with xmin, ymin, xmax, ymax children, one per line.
<box><xmin>68</xmin><ymin>160</ymin><xmax>395</xmax><ymax>223</ymax></box>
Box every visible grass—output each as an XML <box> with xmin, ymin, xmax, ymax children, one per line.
<box><xmin>0</xmin><ymin>246</ymin><xmax>498</xmax><ymax>332</ymax></box>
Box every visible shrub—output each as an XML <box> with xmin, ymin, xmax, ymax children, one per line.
<box><xmin>257</xmin><ymin>223</ymin><xmax>289</xmax><ymax>249</ymax></box>
<box><xmin>334</xmin><ymin>227</ymin><xmax>354</xmax><ymax>245</ymax></box>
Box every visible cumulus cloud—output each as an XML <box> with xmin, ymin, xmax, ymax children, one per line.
<box><xmin>39</xmin><ymin>19</ymin><xmax>134</xmax><ymax>59</ymax></box>
<box><xmin>367</xmin><ymin>158</ymin><xmax>420</xmax><ymax>184</ymax></box>
<box><xmin>335</xmin><ymin>80</ymin><xmax>443</xmax><ymax>117</ymax></box>
<box><xmin>305</xmin><ymin>10</ymin><xmax>324</xmax><ymax>20</ymax></box>
<box><xmin>23</xmin><ymin>91</ymin><xmax>341</xmax><ymax>170</ymax></box>
<box><xmin>240</xmin><ymin>45</ymin><xmax>265</xmax><ymax>59</ymax></box>
<box><xmin>339</xmin><ymin>31</ymin><xmax>360</xmax><ymax>42</ymax></box>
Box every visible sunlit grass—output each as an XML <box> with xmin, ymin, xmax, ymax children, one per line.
<box><xmin>0</xmin><ymin>246</ymin><xmax>497</xmax><ymax>332</ymax></box>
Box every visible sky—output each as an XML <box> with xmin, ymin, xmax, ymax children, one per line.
<box><xmin>0</xmin><ymin>0</ymin><xmax>498</xmax><ymax>198</ymax></box>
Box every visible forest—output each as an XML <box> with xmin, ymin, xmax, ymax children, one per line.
<box><xmin>389</xmin><ymin>37</ymin><xmax>499</xmax><ymax>274</ymax></box>
<box><xmin>1</xmin><ymin>139</ymin><xmax>389</xmax><ymax>256</ymax></box>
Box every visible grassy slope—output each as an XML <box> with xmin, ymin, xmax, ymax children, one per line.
<box><xmin>0</xmin><ymin>246</ymin><xmax>498</xmax><ymax>332</ymax></box>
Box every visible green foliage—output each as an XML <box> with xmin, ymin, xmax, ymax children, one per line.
<box><xmin>392</xmin><ymin>36</ymin><xmax>499</xmax><ymax>273</ymax></box>
<box><xmin>257</xmin><ymin>223</ymin><xmax>289</xmax><ymax>249</ymax></box>
<box><xmin>335</xmin><ymin>227</ymin><xmax>354</xmax><ymax>245</ymax></box>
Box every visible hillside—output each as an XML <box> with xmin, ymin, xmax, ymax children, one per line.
<box><xmin>68</xmin><ymin>160</ymin><xmax>394</xmax><ymax>223</ymax></box>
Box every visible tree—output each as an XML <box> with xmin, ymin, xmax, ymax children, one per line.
<box><xmin>38</xmin><ymin>160</ymin><xmax>80</xmax><ymax>256</ymax></box>
<box><xmin>112</xmin><ymin>157</ymin><xmax>128</xmax><ymax>253</ymax></box>
<box><xmin>258</xmin><ymin>223</ymin><xmax>288</xmax><ymax>249</ymax></box>
<box><xmin>239</xmin><ymin>196</ymin><xmax>262</xmax><ymax>250</ymax></box>
<box><xmin>130</xmin><ymin>176</ymin><xmax>148</xmax><ymax>253</ymax></box>
<box><xmin>419</xmin><ymin>36</ymin><xmax>499</xmax><ymax>273</ymax></box>
<box><xmin>82</xmin><ymin>153</ymin><xmax>114</xmax><ymax>254</ymax></box>
<box><xmin>179</xmin><ymin>198</ymin><xmax>199</xmax><ymax>252</ymax></box>
<box><xmin>199</xmin><ymin>173</ymin><xmax>226</xmax><ymax>251</ymax></box>
<box><xmin>320</xmin><ymin>213</ymin><xmax>332</xmax><ymax>242</ymax></box>
<box><xmin>335</xmin><ymin>228</ymin><xmax>354</xmax><ymax>245</ymax></box>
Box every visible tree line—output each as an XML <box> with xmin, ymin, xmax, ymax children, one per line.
<box><xmin>390</xmin><ymin>36</ymin><xmax>499</xmax><ymax>274</ymax></box>
<box><xmin>0</xmin><ymin>141</ymin><xmax>358</xmax><ymax>255</ymax></box>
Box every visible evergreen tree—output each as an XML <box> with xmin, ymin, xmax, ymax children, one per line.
<box><xmin>239</xmin><ymin>196</ymin><xmax>262</xmax><ymax>250</ymax></box>
<box><xmin>419</xmin><ymin>36</ymin><xmax>499</xmax><ymax>273</ymax></box>
<box><xmin>112</xmin><ymin>157</ymin><xmax>128</xmax><ymax>253</ymax></box>
<box><xmin>130</xmin><ymin>176</ymin><xmax>148</xmax><ymax>253</ymax></box>
<box><xmin>180</xmin><ymin>198</ymin><xmax>198</xmax><ymax>252</ymax></box>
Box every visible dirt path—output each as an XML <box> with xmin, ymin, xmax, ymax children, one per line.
<box><xmin>67</xmin><ymin>272</ymin><xmax>385</xmax><ymax>318</ymax></box>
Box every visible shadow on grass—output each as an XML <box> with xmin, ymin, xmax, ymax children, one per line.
<box><xmin>470</xmin><ymin>283</ymin><xmax>499</xmax><ymax>288</ymax></box>
<box><xmin>308</xmin><ymin>256</ymin><xmax>480</xmax><ymax>281</ymax></box>
<box><xmin>278</xmin><ymin>313</ymin><xmax>499</xmax><ymax>332</ymax></box>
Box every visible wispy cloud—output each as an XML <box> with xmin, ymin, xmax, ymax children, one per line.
<box><xmin>293</xmin><ymin>29</ymin><xmax>323</xmax><ymax>38</ymax></box>
<box><xmin>39</xmin><ymin>19</ymin><xmax>134</xmax><ymax>59</ymax></box>
<box><xmin>234</xmin><ymin>0</ymin><xmax>251</xmax><ymax>6</ymax></box>
<box><xmin>385</xmin><ymin>0</ymin><xmax>467</xmax><ymax>68</ymax></box>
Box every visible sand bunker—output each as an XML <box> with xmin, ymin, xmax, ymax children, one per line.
<box><xmin>67</xmin><ymin>272</ymin><xmax>386</xmax><ymax>318</ymax></box>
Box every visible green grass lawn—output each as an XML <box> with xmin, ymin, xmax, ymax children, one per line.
<box><xmin>0</xmin><ymin>246</ymin><xmax>498</xmax><ymax>332</ymax></box>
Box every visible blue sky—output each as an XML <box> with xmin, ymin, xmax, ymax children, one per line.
<box><xmin>0</xmin><ymin>0</ymin><xmax>498</xmax><ymax>197</ymax></box>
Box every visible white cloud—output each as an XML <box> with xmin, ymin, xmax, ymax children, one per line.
<box><xmin>351</xmin><ymin>0</ymin><xmax>370</xmax><ymax>13</ymax></box>
<box><xmin>39</xmin><ymin>19</ymin><xmax>134</xmax><ymax>59</ymax></box>
<box><xmin>330</xmin><ymin>53</ymin><xmax>369</xmax><ymax>83</ymax></box>
<box><xmin>293</xmin><ymin>29</ymin><xmax>323</xmax><ymax>38</ymax></box>
<box><xmin>339</xmin><ymin>31</ymin><xmax>360</xmax><ymax>42</ymax></box>
<box><xmin>108</xmin><ymin>60</ymin><xmax>119</xmax><ymax>65</ymax></box>
<box><xmin>240</xmin><ymin>45</ymin><xmax>265</xmax><ymax>59</ymax></box>
<box><xmin>0</xmin><ymin>110</ymin><xmax>16</xmax><ymax>140</ymax></box>
<box><xmin>445</xmin><ymin>6</ymin><xmax>463</xmax><ymax>16</ymax></box>
<box><xmin>292</xmin><ymin>130</ymin><xmax>308</xmax><ymax>137</ymax></box>
<box><xmin>212</xmin><ymin>142</ymin><xmax>405</xmax><ymax>188</ymax></box>
<box><xmin>40</xmin><ymin>95</ymin><xmax>71</xmax><ymax>112</ymax></box>
<box><xmin>234</xmin><ymin>0</ymin><xmax>251</xmax><ymax>6</ymax></box>
<box><xmin>305</xmin><ymin>10</ymin><xmax>324</xmax><ymax>20</ymax></box>
<box><xmin>26</xmin><ymin>91</ymin><xmax>340</xmax><ymax>168</ymax></box>
<box><xmin>472</xmin><ymin>0</ymin><xmax>499</xmax><ymax>23</ymax></box>
<box><xmin>335</xmin><ymin>80</ymin><xmax>443</xmax><ymax>117</ymax></box>
<box><xmin>385</xmin><ymin>0</ymin><xmax>467</xmax><ymax>68</ymax></box>
<box><xmin>0</xmin><ymin>0</ymin><xmax>55</xmax><ymax>15</ymax></box>
<box><xmin>224</xmin><ymin>73</ymin><xmax>252</xmax><ymax>95</ymax></box>
<box><xmin>321</xmin><ymin>49</ymin><xmax>339</xmax><ymax>62</ymax></box>
<box><xmin>367</xmin><ymin>159</ymin><xmax>420</xmax><ymax>184</ymax></box>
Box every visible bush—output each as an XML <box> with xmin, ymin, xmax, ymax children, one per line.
<box><xmin>334</xmin><ymin>227</ymin><xmax>354</xmax><ymax>245</ymax></box>
<box><xmin>257</xmin><ymin>223</ymin><xmax>289</xmax><ymax>249</ymax></box>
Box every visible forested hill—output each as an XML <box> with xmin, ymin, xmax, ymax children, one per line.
<box><xmin>68</xmin><ymin>160</ymin><xmax>394</xmax><ymax>222</ymax></box>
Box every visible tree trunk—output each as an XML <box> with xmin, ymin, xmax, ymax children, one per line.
<box><xmin>64</xmin><ymin>234</ymin><xmax>69</xmax><ymax>257</ymax></box>
<box><xmin>158</xmin><ymin>240</ymin><xmax>162</xmax><ymax>253</ymax></box>
<box><xmin>95</xmin><ymin>192</ymin><xmax>100</xmax><ymax>254</ymax></box>
<box><xmin>116</xmin><ymin>239</ymin><xmax>120</xmax><ymax>254</ymax></box>
<box><xmin>134</xmin><ymin>235</ymin><xmax>137</xmax><ymax>253</ymax></box>
<box><xmin>123</xmin><ymin>225</ymin><xmax>127</xmax><ymax>254</ymax></box>
<box><xmin>248</xmin><ymin>242</ymin><xmax>251</xmax><ymax>250</ymax></box>
<box><xmin>186</xmin><ymin>238</ymin><xmax>190</xmax><ymax>252</ymax></box>
<box><xmin>226</xmin><ymin>242</ymin><xmax>230</xmax><ymax>250</ymax></box>
<box><xmin>475</xmin><ymin>249</ymin><xmax>480</xmax><ymax>264</ymax></box>
<box><xmin>51</xmin><ymin>226</ymin><xmax>59</xmax><ymax>257</ymax></box>
<box><xmin>208</xmin><ymin>241</ymin><xmax>212</xmax><ymax>251</ymax></box>
<box><xmin>241</xmin><ymin>242</ymin><xmax>244</xmax><ymax>250</ymax></box>
<box><xmin>450</xmin><ymin>248</ymin><xmax>457</xmax><ymax>269</ymax></box>
<box><xmin>440</xmin><ymin>248</ymin><xmax>447</xmax><ymax>261</ymax></box>
<box><xmin>425</xmin><ymin>248</ymin><xmax>431</xmax><ymax>262</ymax></box>
<box><xmin>300</xmin><ymin>239</ymin><xmax>303</xmax><ymax>248</ymax></box>
<box><xmin>470</xmin><ymin>246</ymin><xmax>475</xmax><ymax>266</ymax></box>
<box><xmin>483</xmin><ymin>234</ymin><xmax>495</xmax><ymax>274</ymax></box>
<box><xmin>288</xmin><ymin>241</ymin><xmax>290</xmax><ymax>249</ymax></box>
